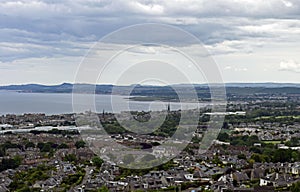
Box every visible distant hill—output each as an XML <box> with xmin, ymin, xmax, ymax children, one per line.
<box><xmin>0</xmin><ymin>83</ymin><xmax>74</xmax><ymax>93</ymax></box>
<box><xmin>225</xmin><ymin>83</ymin><xmax>300</xmax><ymax>88</ymax></box>
<box><xmin>0</xmin><ymin>83</ymin><xmax>300</xmax><ymax>97</ymax></box>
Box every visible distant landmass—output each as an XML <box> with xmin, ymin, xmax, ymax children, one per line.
<box><xmin>0</xmin><ymin>83</ymin><xmax>299</xmax><ymax>101</ymax></box>
<box><xmin>225</xmin><ymin>82</ymin><xmax>300</xmax><ymax>88</ymax></box>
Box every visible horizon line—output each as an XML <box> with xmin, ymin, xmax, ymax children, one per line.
<box><xmin>0</xmin><ymin>81</ymin><xmax>300</xmax><ymax>87</ymax></box>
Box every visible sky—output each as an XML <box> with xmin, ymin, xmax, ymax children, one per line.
<box><xmin>1</xmin><ymin>0</ymin><xmax>300</xmax><ymax>85</ymax></box>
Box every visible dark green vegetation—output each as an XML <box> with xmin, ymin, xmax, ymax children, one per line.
<box><xmin>30</xmin><ymin>128</ymin><xmax>79</xmax><ymax>135</ymax></box>
<box><xmin>92</xmin><ymin>156</ymin><xmax>104</xmax><ymax>168</ymax></box>
<box><xmin>225</xmin><ymin>102</ymin><xmax>300</xmax><ymax>124</ymax></box>
<box><xmin>218</xmin><ymin>133</ymin><xmax>300</xmax><ymax>163</ymax></box>
<box><xmin>101</xmin><ymin>111</ymin><xmax>182</xmax><ymax>137</ymax></box>
<box><xmin>75</xmin><ymin>140</ymin><xmax>86</xmax><ymax>149</ymax></box>
<box><xmin>0</xmin><ymin>139</ymin><xmax>70</xmax><ymax>164</ymax></box>
<box><xmin>61</xmin><ymin>170</ymin><xmax>85</xmax><ymax>187</ymax></box>
<box><xmin>0</xmin><ymin>141</ymin><xmax>23</xmax><ymax>171</ymax></box>
<box><xmin>9</xmin><ymin>164</ymin><xmax>54</xmax><ymax>191</ymax></box>
<box><xmin>0</xmin><ymin>156</ymin><xmax>22</xmax><ymax>172</ymax></box>
<box><xmin>291</xmin><ymin>181</ymin><xmax>300</xmax><ymax>192</ymax></box>
<box><xmin>0</xmin><ymin>141</ymin><xmax>22</xmax><ymax>157</ymax></box>
<box><xmin>115</xmin><ymin>160</ymin><xmax>177</xmax><ymax>180</ymax></box>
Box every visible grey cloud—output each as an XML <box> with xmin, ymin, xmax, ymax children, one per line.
<box><xmin>0</xmin><ymin>28</ymin><xmax>92</xmax><ymax>62</ymax></box>
<box><xmin>1</xmin><ymin>0</ymin><xmax>300</xmax><ymax>62</ymax></box>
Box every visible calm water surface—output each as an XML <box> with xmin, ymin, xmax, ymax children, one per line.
<box><xmin>0</xmin><ymin>91</ymin><xmax>201</xmax><ymax>115</ymax></box>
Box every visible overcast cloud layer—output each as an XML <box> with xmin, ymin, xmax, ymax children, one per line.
<box><xmin>1</xmin><ymin>0</ymin><xmax>300</xmax><ymax>84</ymax></box>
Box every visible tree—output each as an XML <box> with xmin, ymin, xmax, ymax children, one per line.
<box><xmin>58</xmin><ymin>143</ymin><xmax>69</xmax><ymax>149</ymax></box>
<box><xmin>92</xmin><ymin>156</ymin><xmax>104</xmax><ymax>168</ymax></box>
<box><xmin>0</xmin><ymin>156</ymin><xmax>22</xmax><ymax>171</ymax></box>
<box><xmin>217</xmin><ymin>132</ymin><xmax>229</xmax><ymax>142</ymax></box>
<box><xmin>37</xmin><ymin>142</ymin><xmax>54</xmax><ymax>152</ymax></box>
<box><xmin>291</xmin><ymin>181</ymin><xmax>300</xmax><ymax>192</ymax></box>
<box><xmin>64</xmin><ymin>154</ymin><xmax>77</xmax><ymax>162</ymax></box>
<box><xmin>41</xmin><ymin>143</ymin><xmax>52</xmax><ymax>152</ymax></box>
<box><xmin>2</xmin><ymin>141</ymin><xmax>20</xmax><ymax>149</ymax></box>
<box><xmin>25</xmin><ymin>141</ymin><xmax>35</xmax><ymax>149</ymax></box>
<box><xmin>248</xmin><ymin>159</ymin><xmax>255</xmax><ymax>168</ymax></box>
<box><xmin>272</xmin><ymin>149</ymin><xmax>292</xmax><ymax>163</ymax></box>
<box><xmin>250</xmin><ymin>146</ymin><xmax>262</xmax><ymax>154</ymax></box>
<box><xmin>61</xmin><ymin>172</ymin><xmax>84</xmax><ymax>186</ymax></box>
<box><xmin>251</xmin><ymin>153</ymin><xmax>262</xmax><ymax>162</ymax></box>
<box><xmin>292</xmin><ymin>151</ymin><xmax>300</xmax><ymax>161</ymax></box>
<box><xmin>237</xmin><ymin>154</ymin><xmax>246</xmax><ymax>160</ymax></box>
<box><xmin>75</xmin><ymin>140</ymin><xmax>86</xmax><ymax>149</ymax></box>
<box><xmin>290</xmin><ymin>137</ymin><xmax>299</xmax><ymax>147</ymax></box>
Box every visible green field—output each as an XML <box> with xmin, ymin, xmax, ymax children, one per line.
<box><xmin>262</xmin><ymin>140</ymin><xmax>282</xmax><ymax>144</ymax></box>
